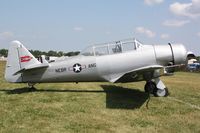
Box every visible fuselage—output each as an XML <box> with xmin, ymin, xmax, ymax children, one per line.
<box><xmin>5</xmin><ymin>39</ymin><xmax>187</xmax><ymax>84</ymax></box>
<box><xmin>21</xmin><ymin>44</ymin><xmax>186</xmax><ymax>83</ymax></box>
<box><xmin>4</xmin><ymin>39</ymin><xmax>187</xmax><ymax>97</ymax></box>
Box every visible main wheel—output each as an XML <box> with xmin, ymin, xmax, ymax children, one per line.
<box><xmin>144</xmin><ymin>81</ymin><xmax>156</xmax><ymax>94</ymax></box>
<box><xmin>153</xmin><ymin>87</ymin><xmax>169</xmax><ymax>97</ymax></box>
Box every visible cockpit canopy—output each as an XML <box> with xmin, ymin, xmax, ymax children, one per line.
<box><xmin>80</xmin><ymin>38</ymin><xmax>143</xmax><ymax>56</ymax></box>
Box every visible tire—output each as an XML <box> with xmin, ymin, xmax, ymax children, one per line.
<box><xmin>153</xmin><ymin>87</ymin><xmax>169</xmax><ymax>97</ymax></box>
<box><xmin>144</xmin><ymin>81</ymin><xmax>156</xmax><ymax>94</ymax></box>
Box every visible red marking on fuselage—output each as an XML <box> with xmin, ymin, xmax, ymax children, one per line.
<box><xmin>20</xmin><ymin>56</ymin><xmax>32</xmax><ymax>62</ymax></box>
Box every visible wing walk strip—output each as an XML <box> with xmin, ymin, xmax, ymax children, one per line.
<box><xmin>167</xmin><ymin>97</ymin><xmax>200</xmax><ymax>111</ymax></box>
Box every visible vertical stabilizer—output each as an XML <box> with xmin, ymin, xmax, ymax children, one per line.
<box><xmin>5</xmin><ymin>41</ymin><xmax>41</xmax><ymax>83</ymax></box>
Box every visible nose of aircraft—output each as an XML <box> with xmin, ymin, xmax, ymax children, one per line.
<box><xmin>169</xmin><ymin>43</ymin><xmax>187</xmax><ymax>65</ymax></box>
<box><xmin>154</xmin><ymin>44</ymin><xmax>187</xmax><ymax>66</ymax></box>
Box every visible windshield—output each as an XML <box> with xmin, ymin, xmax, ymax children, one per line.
<box><xmin>80</xmin><ymin>38</ymin><xmax>143</xmax><ymax>56</ymax></box>
<box><xmin>80</xmin><ymin>46</ymin><xmax>94</xmax><ymax>56</ymax></box>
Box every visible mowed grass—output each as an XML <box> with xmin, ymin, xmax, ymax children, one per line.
<box><xmin>0</xmin><ymin>61</ymin><xmax>199</xmax><ymax>133</ymax></box>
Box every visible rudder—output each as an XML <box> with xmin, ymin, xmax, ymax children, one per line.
<box><xmin>5</xmin><ymin>41</ymin><xmax>41</xmax><ymax>83</ymax></box>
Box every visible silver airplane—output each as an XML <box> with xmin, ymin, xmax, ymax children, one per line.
<box><xmin>5</xmin><ymin>38</ymin><xmax>187</xmax><ymax>97</ymax></box>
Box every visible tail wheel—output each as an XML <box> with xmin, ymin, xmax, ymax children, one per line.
<box><xmin>153</xmin><ymin>87</ymin><xmax>169</xmax><ymax>97</ymax></box>
<box><xmin>28</xmin><ymin>83</ymin><xmax>36</xmax><ymax>88</ymax></box>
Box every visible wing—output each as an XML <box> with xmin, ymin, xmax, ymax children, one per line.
<box><xmin>112</xmin><ymin>65</ymin><xmax>164</xmax><ymax>83</ymax></box>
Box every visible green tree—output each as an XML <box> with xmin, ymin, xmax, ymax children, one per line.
<box><xmin>47</xmin><ymin>50</ymin><xmax>58</xmax><ymax>56</ymax></box>
<box><xmin>196</xmin><ymin>56</ymin><xmax>200</xmax><ymax>61</ymax></box>
<box><xmin>64</xmin><ymin>51</ymin><xmax>80</xmax><ymax>56</ymax></box>
<box><xmin>0</xmin><ymin>49</ymin><xmax>8</xmax><ymax>57</ymax></box>
<box><xmin>58</xmin><ymin>51</ymin><xmax>64</xmax><ymax>57</ymax></box>
<box><xmin>0</xmin><ymin>48</ymin><xmax>80</xmax><ymax>58</ymax></box>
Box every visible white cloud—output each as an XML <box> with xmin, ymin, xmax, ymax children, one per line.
<box><xmin>161</xmin><ymin>34</ymin><xmax>170</xmax><ymax>39</ymax></box>
<box><xmin>0</xmin><ymin>32</ymin><xmax>14</xmax><ymax>40</ymax></box>
<box><xmin>170</xmin><ymin>0</ymin><xmax>200</xmax><ymax>18</ymax></box>
<box><xmin>144</xmin><ymin>0</ymin><xmax>164</xmax><ymax>5</ymax></box>
<box><xmin>136</xmin><ymin>27</ymin><xmax>156</xmax><ymax>38</ymax></box>
<box><xmin>73</xmin><ymin>27</ymin><xmax>84</xmax><ymax>31</ymax></box>
<box><xmin>197</xmin><ymin>32</ymin><xmax>200</xmax><ymax>37</ymax></box>
<box><xmin>163</xmin><ymin>19</ymin><xmax>190</xmax><ymax>27</ymax></box>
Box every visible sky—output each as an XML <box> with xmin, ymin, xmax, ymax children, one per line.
<box><xmin>0</xmin><ymin>0</ymin><xmax>200</xmax><ymax>54</ymax></box>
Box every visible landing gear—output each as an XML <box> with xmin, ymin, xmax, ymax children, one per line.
<box><xmin>144</xmin><ymin>78</ymin><xmax>169</xmax><ymax>97</ymax></box>
<box><xmin>154</xmin><ymin>87</ymin><xmax>169</xmax><ymax>97</ymax></box>
<box><xmin>27</xmin><ymin>83</ymin><xmax>37</xmax><ymax>91</ymax></box>
<box><xmin>144</xmin><ymin>81</ymin><xmax>156</xmax><ymax>94</ymax></box>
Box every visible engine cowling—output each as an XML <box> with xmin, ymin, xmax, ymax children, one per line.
<box><xmin>154</xmin><ymin>43</ymin><xmax>187</xmax><ymax>66</ymax></box>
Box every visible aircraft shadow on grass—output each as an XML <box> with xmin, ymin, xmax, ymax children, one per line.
<box><xmin>101</xmin><ymin>85</ymin><xmax>148</xmax><ymax>109</ymax></box>
<box><xmin>0</xmin><ymin>85</ymin><xmax>148</xmax><ymax>109</ymax></box>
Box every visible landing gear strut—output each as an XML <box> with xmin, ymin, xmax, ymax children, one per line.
<box><xmin>27</xmin><ymin>83</ymin><xmax>37</xmax><ymax>91</ymax></box>
<box><xmin>145</xmin><ymin>78</ymin><xmax>169</xmax><ymax>97</ymax></box>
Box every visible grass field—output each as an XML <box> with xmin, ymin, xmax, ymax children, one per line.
<box><xmin>0</xmin><ymin>61</ymin><xmax>200</xmax><ymax>133</ymax></box>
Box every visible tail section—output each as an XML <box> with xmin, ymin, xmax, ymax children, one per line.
<box><xmin>5</xmin><ymin>41</ymin><xmax>41</xmax><ymax>83</ymax></box>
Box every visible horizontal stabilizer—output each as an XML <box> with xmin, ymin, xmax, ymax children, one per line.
<box><xmin>13</xmin><ymin>63</ymin><xmax>49</xmax><ymax>75</ymax></box>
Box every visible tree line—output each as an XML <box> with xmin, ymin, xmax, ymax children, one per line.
<box><xmin>0</xmin><ymin>49</ymin><xmax>80</xmax><ymax>57</ymax></box>
<box><xmin>1</xmin><ymin>48</ymin><xmax>200</xmax><ymax>61</ymax></box>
